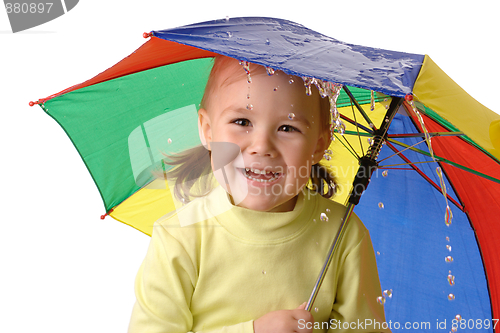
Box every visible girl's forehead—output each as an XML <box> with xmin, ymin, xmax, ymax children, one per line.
<box><xmin>216</xmin><ymin>64</ymin><xmax>302</xmax><ymax>96</ymax></box>
<box><xmin>216</xmin><ymin>60</ymin><xmax>266</xmax><ymax>88</ymax></box>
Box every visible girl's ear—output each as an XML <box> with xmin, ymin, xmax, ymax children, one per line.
<box><xmin>312</xmin><ymin>131</ymin><xmax>330</xmax><ymax>164</ymax></box>
<box><xmin>198</xmin><ymin>108</ymin><xmax>212</xmax><ymax>150</ymax></box>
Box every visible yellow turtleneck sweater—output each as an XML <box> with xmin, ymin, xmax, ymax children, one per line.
<box><xmin>128</xmin><ymin>186</ymin><xmax>389</xmax><ymax>333</ymax></box>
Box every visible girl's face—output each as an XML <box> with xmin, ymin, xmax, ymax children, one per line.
<box><xmin>199</xmin><ymin>65</ymin><xmax>328</xmax><ymax>212</ymax></box>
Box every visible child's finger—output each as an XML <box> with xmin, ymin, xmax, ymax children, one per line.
<box><xmin>297</xmin><ymin>302</ymin><xmax>307</xmax><ymax>310</ymax></box>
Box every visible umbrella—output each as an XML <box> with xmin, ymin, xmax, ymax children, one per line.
<box><xmin>32</xmin><ymin>17</ymin><xmax>500</xmax><ymax>331</ymax></box>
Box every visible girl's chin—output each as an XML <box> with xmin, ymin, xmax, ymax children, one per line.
<box><xmin>235</xmin><ymin>192</ymin><xmax>299</xmax><ymax>212</ymax></box>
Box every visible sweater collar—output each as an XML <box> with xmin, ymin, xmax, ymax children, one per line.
<box><xmin>206</xmin><ymin>186</ymin><xmax>317</xmax><ymax>243</ymax></box>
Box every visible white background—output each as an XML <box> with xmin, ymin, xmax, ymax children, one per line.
<box><xmin>1</xmin><ymin>1</ymin><xmax>499</xmax><ymax>332</ymax></box>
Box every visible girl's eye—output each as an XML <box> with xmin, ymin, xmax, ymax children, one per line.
<box><xmin>232</xmin><ymin>118</ymin><xmax>251</xmax><ymax>127</ymax></box>
<box><xmin>279</xmin><ymin>125</ymin><xmax>300</xmax><ymax>133</ymax></box>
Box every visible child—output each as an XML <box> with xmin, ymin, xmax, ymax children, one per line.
<box><xmin>128</xmin><ymin>56</ymin><xmax>389</xmax><ymax>333</ymax></box>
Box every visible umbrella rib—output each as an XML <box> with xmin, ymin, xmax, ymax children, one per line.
<box><xmin>388</xmin><ymin>131</ymin><xmax>464</xmax><ymax>138</ymax></box>
<box><xmin>351</xmin><ymin>101</ymin><xmax>365</xmax><ymax>156</ymax></box>
<box><xmin>385</xmin><ymin>141</ymin><xmax>465</xmax><ymax>211</ymax></box>
<box><xmin>388</xmin><ymin>138</ymin><xmax>500</xmax><ymax>185</ymax></box>
<box><xmin>379</xmin><ymin>160</ymin><xmax>436</xmax><ymax>168</ymax></box>
<box><xmin>342</xmin><ymin>86</ymin><xmax>376</xmax><ymax>130</ymax></box>
<box><xmin>339</xmin><ymin>115</ymin><xmax>373</xmax><ymax>134</ymax></box>
<box><xmin>343</xmin><ymin>130</ymin><xmax>371</xmax><ymax>137</ymax></box>
<box><xmin>333</xmin><ymin>132</ymin><xmax>360</xmax><ymax>160</ymax></box>
<box><xmin>378</xmin><ymin>167</ymin><xmax>414</xmax><ymax>171</ymax></box>
<box><xmin>378</xmin><ymin>139</ymin><xmax>427</xmax><ymax>164</ymax></box>
<box><xmin>350</xmin><ymin>100</ymin><xmax>365</xmax><ymax>156</ymax></box>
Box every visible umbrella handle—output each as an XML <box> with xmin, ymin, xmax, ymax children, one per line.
<box><xmin>305</xmin><ymin>96</ymin><xmax>404</xmax><ymax>312</ymax></box>
<box><xmin>305</xmin><ymin>203</ymin><xmax>355</xmax><ymax>312</ymax></box>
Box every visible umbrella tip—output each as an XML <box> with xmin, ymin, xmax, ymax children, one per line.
<box><xmin>100</xmin><ymin>208</ymin><xmax>114</xmax><ymax>220</ymax></box>
<box><xmin>29</xmin><ymin>100</ymin><xmax>39</xmax><ymax>107</ymax></box>
<box><xmin>143</xmin><ymin>32</ymin><xmax>153</xmax><ymax>39</ymax></box>
<box><xmin>405</xmin><ymin>94</ymin><xmax>413</xmax><ymax>102</ymax></box>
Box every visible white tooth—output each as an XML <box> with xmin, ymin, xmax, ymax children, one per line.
<box><xmin>245</xmin><ymin>168</ymin><xmax>250</xmax><ymax>172</ymax></box>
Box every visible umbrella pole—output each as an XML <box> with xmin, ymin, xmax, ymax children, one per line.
<box><xmin>305</xmin><ymin>96</ymin><xmax>404</xmax><ymax>312</ymax></box>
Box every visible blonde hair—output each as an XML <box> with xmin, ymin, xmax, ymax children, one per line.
<box><xmin>165</xmin><ymin>55</ymin><xmax>336</xmax><ymax>203</ymax></box>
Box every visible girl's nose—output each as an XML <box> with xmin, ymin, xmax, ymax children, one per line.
<box><xmin>248</xmin><ymin>131</ymin><xmax>277</xmax><ymax>158</ymax></box>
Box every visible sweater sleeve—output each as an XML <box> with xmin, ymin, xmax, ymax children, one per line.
<box><xmin>128</xmin><ymin>222</ymin><xmax>255</xmax><ymax>333</ymax></box>
<box><xmin>328</xmin><ymin>225</ymin><xmax>391</xmax><ymax>333</ymax></box>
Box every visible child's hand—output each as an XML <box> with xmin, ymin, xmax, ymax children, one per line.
<box><xmin>253</xmin><ymin>302</ymin><xmax>314</xmax><ymax>333</ymax></box>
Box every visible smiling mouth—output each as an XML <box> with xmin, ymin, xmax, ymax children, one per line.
<box><xmin>241</xmin><ymin>168</ymin><xmax>282</xmax><ymax>183</ymax></box>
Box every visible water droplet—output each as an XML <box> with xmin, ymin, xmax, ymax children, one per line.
<box><xmin>378</xmin><ymin>202</ymin><xmax>384</xmax><ymax>209</ymax></box>
<box><xmin>262</xmin><ymin>270</ymin><xmax>266</xmax><ymax>275</ymax></box>
<box><xmin>325</xmin><ymin>149</ymin><xmax>332</xmax><ymax>155</ymax></box>
<box><xmin>320</xmin><ymin>213</ymin><xmax>328</xmax><ymax>222</ymax></box>
<box><xmin>227</xmin><ymin>31</ymin><xmax>233</xmax><ymax>38</ymax></box>
<box><xmin>305</xmin><ymin>86</ymin><xmax>312</xmax><ymax>96</ymax></box>
<box><xmin>382</xmin><ymin>170</ymin><xmax>388</xmax><ymax>177</ymax></box>
<box><xmin>289</xmin><ymin>78</ymin><xmax>294</xmax><ymax>84</ymax></box>
<box><xmin>336</xmin><ymin>121</ymin><xmax>346</xmax><ymax>135</ymax></box>
<box><xmin>265</xmin><ymin>38</ymin><xmax>270</xmax><ymax>45</ymax></box>
<box><xmin>446</xmin><ymin>236</ymin><xmax>450</xmax><ymax>242</ymax></box>
<box><xmin>451</xmin><ymin>327</ymin><xmax>457</xmax><ymax>333</ymax></box>
<box><xmin>323</xmin><ymin>154</ymin><xmax>331</xmax><ymax>161</ymax></box>
<box><xmin>367</xmin><ymin>138</ymin><xmax>374</xmax><ymax>146</ymax></box>
<box><xmin>448</xmin><ymin>293</ymin><xmax>455</xmax><ymax>301</ymax></box>
<box><xmin>266</xmin><ymin>67</ymin><xmax>275</xmax><ymax>76</ymax></box>
<box><xmin>376</xmin><ymin>296</ymin><xmax>385</xmax><ymax>305</ymax></box>
<box><xmin>246</xmin><ymin>104</ymin><xmax>253</xmax><ymax>110</ymax></box>
<box><xmin>167</xmin><ymin>138</ymin><xmax>172</xmax><ymax>144</ymax></box>
<box><xmin>455</xmin><ymin>314</ymin><xmax>462</xmax><ymax>321</ymax></box>
<box><xmin>377</xmin><ymin>251</ymin><xmax>380</xmax><ymax>255</ymax></box>
<box><xmin>383</xmin><ymin>289</ymin><xmax>392</xmax><ymax>298</ymax></box>
<box><xmin>326</xmin><ymin>208</ymin><xmax>330</xmax><ymax>213</ymax></box>
<box><xmin>239</xmin><ymin>60</ymin><xmax>252</xmax><ymax>83</ymax></box>
<box><xmin>447</xmin><ymin>274</ymin><xmax>455</xmax><ymax>286</ymax></box>
<box><xmin>445</xmin><ymin>256</ymin><xmax>453</xmax><ymax>263</ymax></box>
<box><xmin>445</xmin><ymin>205</ymin><xmax>453</xmax><ymax>227</ymax></box>
<box><xmin>246</xmin><ymin>93</ymin><xmax>250</xmax><ymax>99</ymax></box>
<box><xmin>288</xmin><ymin>112</ymin><xmax>295</xmax><ymax>120</ymax></box>
<box><xmin>273</xmin><ymin>87</ymin><xmax>278</xmax><ymax>91</ymax></box>
<box><xmin>314</xmin><ymin>307</ymin><xmax>319</xmax><ymax>312</ymax></box>
<box><xmin>446</xmin><ymin>245</ymin><xmax>452</xmax><ymax>252</ymax></box>
<box><xmin>313</xmin><ymin>219</ymin><xmax>316</xmax><ymax>223</ymax></box>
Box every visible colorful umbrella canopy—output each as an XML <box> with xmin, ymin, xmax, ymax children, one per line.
<box><xmin>34</xmin><ymin>17</ymin><xmax>500</xmax><ymax>331</ymax></box>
